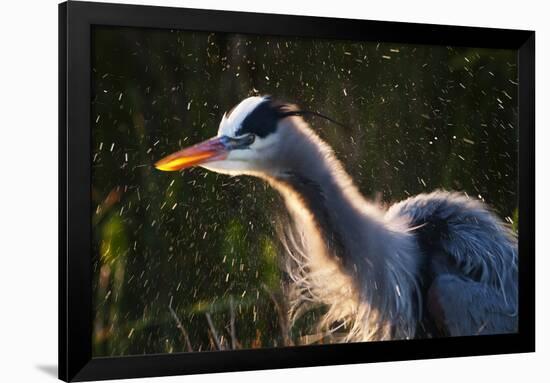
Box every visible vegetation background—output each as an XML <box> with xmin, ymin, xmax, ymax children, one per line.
<box><xmin>91</xmin><ymin>26</ymin><xmax>518</xmax><ymax>356</ymax></box>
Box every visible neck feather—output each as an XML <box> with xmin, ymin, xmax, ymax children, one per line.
<box><xmin>267</xmin><ymin>118</ymin><xmax>382</xmax><ymax>267</ymax></box>
<box><xmin>259</xmin><ymin>118</ymin><xmax>422</xmax><ymax>341</ymax></box>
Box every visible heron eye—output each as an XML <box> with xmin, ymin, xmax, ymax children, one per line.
<box><xmin>230</xmin><ymin>134</ymin><xmax>255</xmax><ymax>149</ymax></box>
<box><xmin>245</xmin><ymin>134</ymin><xmax>255</xmax><ymax>146</ymax></box>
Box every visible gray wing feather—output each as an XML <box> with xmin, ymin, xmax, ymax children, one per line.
<box><xmin>386</xmin><ymin>190</ymin><xmax>518</xmax><ymax>336</ymax></box>
<box><xmin>427</xmin><ymin>274</ymin><xmax>517</xmax><ymax>336</ymax></box>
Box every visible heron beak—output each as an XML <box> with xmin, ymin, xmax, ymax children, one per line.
<box><xmin>154</xmin><ymin>136</ymin><xmax>229</xmax><ymax>172</ymax></box>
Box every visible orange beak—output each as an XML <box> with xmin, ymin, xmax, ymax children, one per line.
<box><xmin>154</xmin><ymin>136</ymin><xmax>229</xmax><ymax>172</ymax></box>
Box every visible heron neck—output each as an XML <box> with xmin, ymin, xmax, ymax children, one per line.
<box><xmin>259</xmin><ymin>120</ymin><xmax>422</xmax><ymax>340</ymax></box>
<box><xmin>266</xmin><ymin>130</ymin><xmax>381</xmax><ymax>265</ymax></box>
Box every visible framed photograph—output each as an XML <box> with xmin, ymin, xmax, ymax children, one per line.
<box><xmin>59</xmin><ymin>1</ymin><xmax>535</xmax><ymax>381</ymax></box>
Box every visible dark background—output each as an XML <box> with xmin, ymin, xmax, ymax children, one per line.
<box><xmin>91</xmin><ymin>26</ymin><xmax>518</xmax><ymax>356</ymax></box>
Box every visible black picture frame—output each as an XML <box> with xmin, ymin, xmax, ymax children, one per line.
<box><xmin>59</xmin><ymin>1</ymin><xmax>535</xmax><ymax>381</ymax></box>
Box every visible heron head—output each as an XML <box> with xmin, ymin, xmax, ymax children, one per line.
<box><xmin>155</xmin><ymin>96</ymin><xmax>297</xmax><ymax>176</ymax></box>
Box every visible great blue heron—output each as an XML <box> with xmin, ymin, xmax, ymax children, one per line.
<box><xmin>155</xmin><ymin>95</ymin><xmax>518</xmax><ymax>342</ymax></box>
